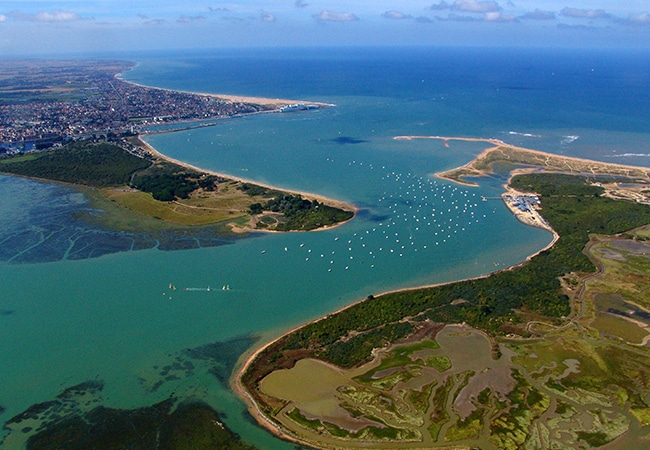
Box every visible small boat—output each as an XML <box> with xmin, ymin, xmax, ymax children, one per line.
<box><xmin>169</xmin><ymin>283</ymin><xmax>176</xmax><ymax>290</ymax></box>
<box><xmin>222</xmin><ymin>285</ymin><xmax>230</xmax><ymax>291</ymax></box>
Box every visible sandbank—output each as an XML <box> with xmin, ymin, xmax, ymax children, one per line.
<box><xmin>395</xmin><ymin>135</ymin><xmax>650</xmax><ymax>184</ymax></box>
<box><xmin>201</xmin><ymin>92</ymin><xmax>333</xmax><ymax>109</ymax></box>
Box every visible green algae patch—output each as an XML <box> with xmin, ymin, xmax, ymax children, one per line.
<box><xmin>426</xmin><ymin>355</ymin><xmax>452</xmax><ymax>373</ymax></box>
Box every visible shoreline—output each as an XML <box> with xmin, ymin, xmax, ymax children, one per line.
<box><xmin>396</xmin><ymin>135</ymin><xmax>650</xmax><ymax>183</ymax></box>
<box><xmin>231</xmin><ymin>227</ymin><xmax>561</xmax><ymax>446</ymax></box>
<box><xmin>136</xmin><ymin>136</ymin><xmax>358</xmax><ymax>232</ymax></box>
<box><xmin>117</xmin><ymin>64</ymin><xmax>352</xmax><ymax>232</ymax></box>
<box><xmin>233</xmin><ymin>135</ymin><xmax>650</xmax><ymax>446</ymax></box>
<box><xmin>116</xmin><ymin>68</ymin><xmax>334</xmax><ymax>109</ymax></box>
<box><xmin>231</xmin><ymin>155</ymin><xmax>563</xmax><ymax>446</ymax></box>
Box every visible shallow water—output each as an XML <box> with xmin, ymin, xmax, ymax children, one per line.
<box><xmin>2</xmin><ymin>47</ymin><xmax>650</xmax><ymax>448</ymax></box>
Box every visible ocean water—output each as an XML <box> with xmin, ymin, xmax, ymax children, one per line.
<box><xmin>1</xmin><ymin>47</ymin><xmax>650</xmax><ymax>448</ymax></box>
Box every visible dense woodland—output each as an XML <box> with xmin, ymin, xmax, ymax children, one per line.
<box><xmin>246</xmin><ymin>189</ymin><xmax>354</xmax><ymax>231</ymax></box>
<box><xmin>0</xmin><ymin>141</ymin><xmax>150</xmax><ymax>187</ymax></box>
<box><xmin>245</xmin><ymin>173</ymin><xmax>650</xmax><ymax>389</ymax></box>
<box><xmin>0</xmin><ymin>140</ymin><xmax>353</xmax><ymax>232</ymax></box>
<box><xmin>132</xmin><ymin>164</ymin><xmax>224</xmax><ymax>201</ymax></box>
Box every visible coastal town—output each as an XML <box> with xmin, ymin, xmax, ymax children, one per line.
<box><xmin>0</xmin><ymin>60</ymin><xmax>273</xmax><ymax>153</ymax></box>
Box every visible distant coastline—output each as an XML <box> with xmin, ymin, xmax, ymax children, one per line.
<box><xmin>117</xmin><ymin>66</ymin><xmax>334</xmax><ymax>111</ymax></box>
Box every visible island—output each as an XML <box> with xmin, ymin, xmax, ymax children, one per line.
<box><xmin>237</xmin><ymin>137</ymin><xmax>650</xmax><ymax>449</ymax></box>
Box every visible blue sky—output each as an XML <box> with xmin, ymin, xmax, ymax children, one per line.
<box><xmin>1</xmin><ymin>1</ymin><xmax>649</xmax><ymax>55</ymax></box>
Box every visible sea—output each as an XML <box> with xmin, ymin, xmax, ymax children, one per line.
<box><xmin>1</xmin><ymin>46</ymin><xmax>650</xmax><ymax>448</ymax></box>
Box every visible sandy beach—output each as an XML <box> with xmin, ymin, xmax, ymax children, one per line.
<box><xmin>117</xmin><ymin>69</ymin><xmax>333</xmax><ymax>110</ymax></box>
<box><xmin>396</xmin><ymin>135</ymin><xmax>650</xmax><ymax>182</ymax></box>
<box><xmin>120</xmin><ymin>65</ymin><xmax>350</xmax><ymax>225</ymax></box>
<box><xmin>135</xmin><ymin>136</ymin><xmax>357</xmax><ymax>233</ymax></box>
<box><xmin>201</xmin><ymin>92</ymin><xmax>333</xmax><ymax>109</ymax></box>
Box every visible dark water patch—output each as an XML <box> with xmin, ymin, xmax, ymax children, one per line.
<box><xmin>636</xmin><ymin>310</ymin><xmax>650</xmax><ymax>320</ymax></box>
<box><xmin>4</xmin><ymin>379</ymin><xmax>254</xmax><ymax>449</ymax></box>
<box><xmin>56</xmin><ymin>380</ymin><xmax>104</xmax><ymax>401</ymax></box>
<box><xmin>0</xmin><ymin>405</ymin><xmax>5</xmax><ymax>415</ymax></box>
<box><xmin>0</xmin><ymin>175</ymin><xmax>245</xmax><ymax>264</ymax></box>
<box><xmin>157</xmin><ymin>357</ymin><xmax>196</xmax><ymax>381</ymax></box>
<box><xmin>136</xmin><ymin>336</ymin><xmax>260</xmax><ymax>395</ymax></box>
<box><xmin>596</xmin><ymin>293</ymin><xmax>650</xmax><ymax>325</ymax></box>
<box><xmin>354</xmin><ymin>208</ymin><xmax>390</xmax><ymax>223</ymax></box>
<box><xmin>329</xmin><ymin>136</ymin><xmax>369</xmax><ymax>145</ymax></box>
<box><xmin>3</xmin><ymin>379</ymin><xmax>107</xmax><ymax>445</ymax></box>
<box><xmin>183</xmin><ymin>335</ymin><xmax>260</xmax><ymax>387</ymax></box>
<box><xmin>0</xmin><ymin>222</ymin><xmax>240</xmax><ymax>264</ymax></box>
<box><xmin>6</xmin><ymin>400</ymin><xmax>62</xmax><ymax>426</ymax></box>
<box><xmin>610</xmin><ymin>239</ymin><xmax>650</xmax><ymax>254</ymax></box>
<box><xmin>22</xmin><ymin>400</ymin><xmax>254</xmax><ymax>450</ymax></box>
<box><xmin>0</xmin><ymin>310</ymin><xmax>14</xmax><ymax>316</ymax></box>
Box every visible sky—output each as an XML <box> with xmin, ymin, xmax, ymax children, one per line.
<box><xmin>1</xmin><ymin>1</ymin><xmax>649</xmax><ymax>55</ymax></box>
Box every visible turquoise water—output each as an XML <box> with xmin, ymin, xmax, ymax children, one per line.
<box><xmin>2</xmin><ymin>47</ymin><xmax>650</xmax><ymax>448</ymax></box>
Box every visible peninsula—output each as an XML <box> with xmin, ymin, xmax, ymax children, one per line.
<box><xmin>237</xmin><ymin>138</ymin><xmax>650</xmax><ymax>450</ymax></box>
<box><xmin>0</xmin><ymin>60</ymin><xmax>354</xmax><ymax>238</ymax></box>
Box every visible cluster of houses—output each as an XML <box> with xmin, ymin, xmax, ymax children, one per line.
<box><xmin>505</xmin><ymin>194</ymin><xmax>541</xmax><ymax>212</ymax></box>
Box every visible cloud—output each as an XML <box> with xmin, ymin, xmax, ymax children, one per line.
<box><xmin>260</xmin><ymin>11</ymin><xmax>276</xmax><ymax>22</ymax></box>
<box><xmin>136</xmin><ymin>14</ymin><xmax>165</xmax><ymax>26</ymax></box>
<box><xmin>177</xmin><ymin>15</ymin><xmax>205</xmax><ymax>24</ymax></box>
<box><xmin>144</xmin><ymin>19</ymin><xmax>166</xmax><ymax>26</ymax></box>
<box><xmin>437</xmin><ymin>13</ymin><xmax>481</xmax><ymax>22</ymax></box>
<box><xmin>519</xmin><ymin>9</ymin><xmax>555</xmax><ymax>20</ymax></box>
<box><xmin>313</xmin><ymin>11</ymin><xmax>359</xmax><ymax>22</ymax></box>
<box><xmin>429</xmin><ymin>1</ymin><xmax>450</xmax><ymax>10</ymax></box>
<box><xmin>36</xmin><ymin>10</ymin><xmax>82</xmax><ymax>22</ymax></box>
<box><xmin>382</xmin><ymin>10</ymin><xmax>410</xmax><ymax>20</ymax></box>
<box><xmin>560</xmin><ymin>7</ymin><xmax>611</xmax><ymax>20</ymax></box>
<box><xmin>484</xmin><ymin>11</ymin><xmax>515</xmax><ymax>22</ymax></box>
<box><xmin>439</xmin><ymin>11</ymin><xmax>515</xmax><ymax>22</ymax></box>
<box><xmin>295</xmin><ymin>0</ymin><xmax>308</xmax><ymax>8</ymax></box>
<box><xmin>0</xmin><ymin>15</ymin><xmax>7</xmax><ymax>23</ymax></box>
<box><xmin>452</xmin><ymin>0</ymin><xmax>501</xmax><ymax>13</ymax></box>
<box><xmin>415</xmin><ymin>16</ymin><xmax>434</xmax><ymax>23</ymax></box>
<box><xmin>208</xmin><ymin>7</ymin><xmax>229</xmax><ymax>13</ymax></box>
<box><xmin>624</xmin><ymin>12</ymin><xmax>650</xmax><ymax>26</ymax></box>
<box><xmin>10</xmin><ymin>10</ymin><xmax>83</xmax><ymax>22</ymax></box>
